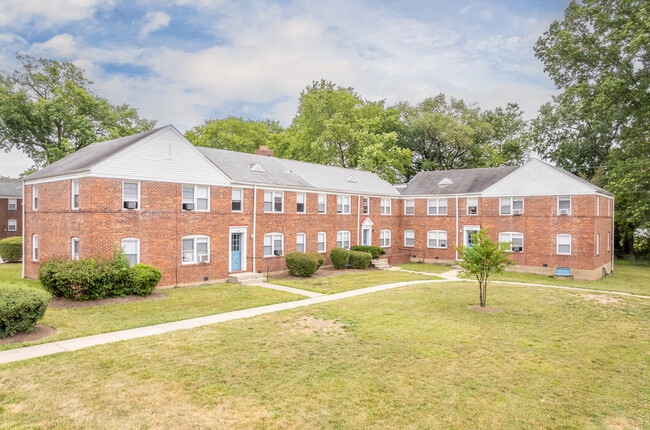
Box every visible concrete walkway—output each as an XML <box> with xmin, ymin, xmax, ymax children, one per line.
<box><xmin>0</xmin><ymin>278</ymin><xmax>448</xmax><ymax>365</ymax></box>
<box><xmin>252</xmin><ymin>282</ymin><xmax>324</xmax><ymax>298</ymax></box>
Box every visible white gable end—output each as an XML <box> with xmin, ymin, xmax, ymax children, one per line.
<box><xmin>482</xmin><ymin>160</ymin><xmax>597</xmax><ymax>197</ymax></box>
<box><xmin>92</xmin><ymin>127</ymin><xmax>230</xmax><ymax>185</ymax></box>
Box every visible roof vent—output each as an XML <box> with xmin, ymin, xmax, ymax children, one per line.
<box><xmin>346</xmin><ymin>175</ymin><xmax>357</xmax><ymax>183</ymax></box>
<box><xmin>438</xmin><ymin>177</ymin><xmax>453</xmax><ymax>187</ymax></box>
<box><xmin>249</xmin><ymin>163</ymin><xmax>265</xmax><ymax>172</ymax></box>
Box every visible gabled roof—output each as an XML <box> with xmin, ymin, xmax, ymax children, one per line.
<box><xmin>0</xmin><ymin>179</ymin><xmax>21</xmax><ymax>197</ymax></box>
<box><xmin>400</xmin><ymin>166</ymin><xmax>519</xmax><ymax>195</ymax></box>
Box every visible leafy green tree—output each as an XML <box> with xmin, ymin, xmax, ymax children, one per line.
<box><xmin>533</xmin><ymin>0</ymin><xmax>650</xmax><ymax>253</ymax></box>
<box><xmin>185</xmin><ymin>116</ymin><xmax>284</xmax><ymax>153</ymax></box>
<box><xmin>456</xmin><ymin>229</ymin><xmax>513</xmax><ymax>308</ymax></box>
<box><xmin>0</xmin><ymin>55</ymin><xmax>156</xmax><ymax>168</ymax></box>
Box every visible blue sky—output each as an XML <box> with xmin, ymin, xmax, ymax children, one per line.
<box><xmin>0</xmin><ymin>0</ymin><xmax>570</xmax><ymax>176</ymax></box>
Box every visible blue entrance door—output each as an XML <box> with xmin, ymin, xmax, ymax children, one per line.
<box><xmin>465</xmin><ymin>227</ymin><xmax>479</xmax><ymax>248</ymax></box>
<box><xmin>231</xmin><ymin>233</ymin><xmax>242</xmax><ymax>271</ymax></box>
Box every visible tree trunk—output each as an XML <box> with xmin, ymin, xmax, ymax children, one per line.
<box><xmin>626</xmin><ymin>235</ymin><xmax>635</xmax><ymax>257</ymax></box>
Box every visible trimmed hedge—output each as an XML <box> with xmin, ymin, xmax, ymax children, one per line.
<box><xmin>330</xmin><ymin>248</ymin><xmax>350</xmax><ymax>269</ymax></box>
<box><xmin>131</xmin><ymin>264</ymin><xmax>162</xmax><ymax>296</ymax></box>
<box><xmin>350</xmin><ymin>245</ymin><xmax>385</xmax><ymax>260</ymax></box>
<box><xmin>286</xmin><ymin>252</ymin><xmax>323</xmax><ymax>277</ymax></box>
<box><xmin>0</xmin><ymin>236</ymin><xmax>22</xmax><ymax>263</ymax></box>
<box><xmin>348</xmin><ymin>250</ymin><xmax>372</xmax><ymax>269</ymax></box>
<box><xmin>0</xmin><ymin>286</ymin><xmax>50</xmax><ymax>338</ymax></box>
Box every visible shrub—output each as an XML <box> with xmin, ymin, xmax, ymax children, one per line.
<box><xmin>286</xmin><ymin>252</ymin><xmax>320</xmax><ymax>277</ymax></box>
<box><xmin>315</xmin><ymin>253</ymin><xmax>325</xmax><ymax>269</ymax></box>
<box><xmin>350</xmin><ymin>245</ymin><xmax>385</xmax><ymax>259</ymax></box>
<box><xmin>131</xmin><ymin>264</ymin><xmax>162</xmax><ymax>296</ymax></box>
<box><xmin>0</xmin><ymin>236</ymin><xmax>22</xmax><ymax>263</ymax></box>
<box><xmin>0</xmin><ymin>286</ymin><xmax>50</xmax><ymax>338</ymax></box>
<box><xmin>330</xmin><ymin>248</ymin><xmax>350</xmax><ymax>269</ymax></box>
<box><xmin>348</xmin><ymin>250</ymin><xmax>372</xmax><ymax>269</ymax></box>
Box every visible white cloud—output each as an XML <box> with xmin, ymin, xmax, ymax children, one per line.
<box><xmin>139</xmin><ymin>11</ymin><xmax>171</xmax><ymax>39</ymax></box>
<box><xmin>30</xmin><ymin>34</ymin><xmax>78</xmax><ymax>58</ymax></box>
<box><xmin>0</xmin><ymin>0</ymin><xmax>111</xmax><ymax>30</ymax></box>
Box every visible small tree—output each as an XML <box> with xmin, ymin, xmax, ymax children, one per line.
<box><xmin>456</xmin><ymin>229</ymin><xmax>513</xmax><ymax>308</ymax></box>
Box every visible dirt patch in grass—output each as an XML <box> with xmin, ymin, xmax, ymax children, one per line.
<box><xmin>468</xmin><ymin>305</ymin><xmax>502</xmax><ymax>313</ymax></box>
<box><xmin>604</xmin><ymin>416</ymin><xmax>640</xmax><ymax>430</ymax></box>
<box><xmin>581</xmin><ymin>294</ymin><xmax>622</xmax><ymax>305</ymax></box>
<box><xmin>284</xmin><ymin>316</ymin><xmax>346</xmax><ymax>335</ymax></box>
<box><xmin>0</xmin><ymin>325</ymin><xmax>57</xmax><ymax>345</ymax></box>
<box><xmin>49</xmin><ymin>292</ymin><xmax>166</xmax><ymax>309</ymax></box>
<box><xmin>273</xmin><ymin>266</ymin><xmax>380</xmax><ymax>280</ymax></box>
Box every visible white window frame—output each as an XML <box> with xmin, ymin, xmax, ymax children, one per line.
<box><xmin>362</xmin><ymin>197</ymin><xmax>369</xmax><ymax>215</ymax></box>
<box><xmin>182</xmin><ymin>185</ymin><xmax>210</xmax><ymax>212</ymax></box>
<box><xmin>557</xmin><ymin>196</ymin><xmax>571</xmax><ymax>216</ymax></box>
<box><xmin>296</xmin><ymin>232</ymin><xmax>306</xmax><ymax>253</ymax></box>
<box><xmin>380</xmin><ymin>198</ymin><xmax>391</xmax><ymax>215</ymax></box>
<box><xmin>467</xmin><ymin>197</ymin><xmax>478</xmax><ymax>215</ymax></box>
<box><xmin>380</xmin><ymin>229</ymin><xmax>391</xmax><ymax>248</ymax></box>
<box><xmin>499</xmin><ymin>232</ymin><xmax>524</xmax><ymax>253</ymax></box>
<box><xmin>428</xmin><ymin>198</ymin><xmax>448</xmax><ymax>216</ymax></box>
<box><xmin>317</xmin><ymin>232</ymin><xmax>327</xmax><ymax>253</ymax></box>
<box><xmin>296</xmin><ymin>193</ymin><xmax>306</xmax><ymax>214</ymax></box>
<box><xmin>557</xmin><ymin>234</ymin><xmax>571</xmax><ymax>255</ymax></box>
<box><xmin>596</xmin><ymin>233</ymin><xmax>600</xmax><ymax>256</ymax></box>
<box><xmin>71</xmin><ymin>180</ymin><xmax>79</xmax><ymax>210</ymax></box>
<box><xmin>182</xmin><ymin>235</ymin><xmax>210</xmax><ymax>264</ymax></box>
<box><xmin>336</xmin><ymin>231</ymin><xmax>351</xmax><ymax>249</ymax></box>
<box><xmin>32</xmin><ymin>234</ymin><xmax>38</xmax><ymax>261</ymax></box>
<box><xmin>8</xmin><ymin>219</ymin><xmax>17</xmax><ymax>232</ymax></box>
<box><xmin>264</xmin><ymin>191</ymin><xmax>284</xmax><ymax>213</ymax></box>
<box><xmin>8</xmin><ymin>198</ymin><xmax>17</xmax><ymax>211</ymax></box>
<box><xmin>607</xmin><ymin>199</ymin><xmax>611</xmax><ymax>217</ymax></box>
<box><xmin>71</xmin><ymin>237</ymin><xmax>80</xmax><ymax>260</ymax></box>
<box><xmin>32</xmin><ymin>185</ymin><xmax>38</xmax><ymax>211</ymax></box>
<box><xmin>500</xmin><ymin>197</ymin><xmax>524</xmax><ymax>215</ymax></box>
<box><xmin>317</xmin><ymin>193</ymin><xmax>327</xmax><ymax>214</ymax></box>
<box><xmin>337</xmin><ymin>195</ymin><xmax>351</xmax><ymax>214</ymax></box>
<box><xmin>263</xmin><ymin>232</ymin><xmax>284</xmax><ymax>257</ymax></box>
<box><xmin>404</xmin><ymin>199</ymin><xmax>415</xmax><ymax>215</ymax></box>
<box><xmin>404</xmin><ymin>230</ymin><xmax>415</xmax><ymax>247</ymax></box>
<box><xmin>427</xmin><ymin>230</ymin><xmax>448</xmax><ymax>249</ymax></box>
<box><xmin>122</xmin><ymin>238</ymin><xmax>140</xmax><ymax>267</ymax></box>
<box><xmin>122</xmin><ymin>181</ymin><xmax>140</xmax><ymax>210</ymax></box>
<box><xmin>231</xmin><ymin>188</ymin><xmax>243</xmax><ymax>212</ymax></box>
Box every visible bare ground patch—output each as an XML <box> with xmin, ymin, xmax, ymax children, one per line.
<box><xmin>0</xmin><ymin>325</ymin><xmax>57</xmax><ymax>345</ymax></box>
<box><xmin>604</xmin><ymin>416</ymin><xmax>641</xmax><ymax>430</ymax></box>
<box><xmin>468</xmin><ymin>305</ymin><xmax>502</xmax><ymax>313</ymax></box>
<box><xmin>49</xmin><ymin>292</ymin><xmax>166</xmax><ymax>309</ymax></box>
<box><xmin>283</xmin><ymin>316</ymin><xmax>346</xmax><ymax>335</ymax></box>
<box><xmin>580</xmin><ymin>294</ymin><xmax>622</xmax><ymax>305</ymax></box>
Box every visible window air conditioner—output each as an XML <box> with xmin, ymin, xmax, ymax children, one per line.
<box><xmin>513</xmin><ymin>209</ymin><xmax>523</xmax><ymax>215</ymax></box>
<box><xmin>183</xmin><ymin>203</ymin><xmax>195</xmax><ymax>211</ymax></box>
<box><xmin>273</xmin><ymin>250</ymin><xmax>283</xmax><ymax>256</ymax></box>
<box><xmin>559</xmin><ymin>209</ymin><xmax>569</xmax><ymax>215</ymax></box>
<box><xmin>199</xmin><ymin>254</ymin><xmax>209</xmax><ymax>262</ymax></box>
<box><xmin>513</xmin><ymin>247</ymin><xmax>523</xmax><ymax>252</ymax></box>
<box><xmin>124</xmin><ymin>201</ymin><xmax>138</xmax><ymax>210</ymax></box>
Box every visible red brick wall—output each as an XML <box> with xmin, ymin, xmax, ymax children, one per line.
<box><xmin>0</xmin><ymin>197</ymin><xmax>22</xmax><ymax>240</ymax></box>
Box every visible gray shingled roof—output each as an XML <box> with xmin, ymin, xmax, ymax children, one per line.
<box><xmin>197</xmin><ymin>147</ymin><xmax>400</xmax><ymax>195</ymax></box>
<box><xmin>400</xmin><ymin>166</ymin><xmax>520</xmax><ymax>195</ymax></box>
<box><xmin>25</xmin><ymin>126</ymin><xmax>168</xmax><ymax>181</ymax></box>
<box><xmin>0</xmin><ymin>179</ymin><xmax>21</xmax><ymax>197</ymax></box>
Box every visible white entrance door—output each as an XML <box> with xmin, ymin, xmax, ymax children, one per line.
<box><xmin>362</xmin><ymin>227</ymin><xmax>371</xmax><ymax>246</ymax></box>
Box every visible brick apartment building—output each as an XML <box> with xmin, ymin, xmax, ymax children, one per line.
<box><xmin>0</xmin><ymin>179</ymin><xmax>22</xmax><ymax>241</ymax></box>
<box><xmin>21</xmin><ymin>125</ymin><xmax>614</xmax><ymax>285</ymax></box>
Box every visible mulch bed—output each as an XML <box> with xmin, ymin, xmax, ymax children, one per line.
<box><xmin>272</xmin><ymin>266</ymin><xmax>380</xmax><ymax>280</ymax></box>
<box><xmin>49</xmin><ymin>292</ymin><xmax>166</xmax><ymax>309</ymax></box>
<box><xmin>0</xmin><ymin>325</ymin><xmax>57</xmax><ymax>345</ymax></box>
<box><xmin>468</xmin><ymin>305</ymin><xmax>502</xmax><ymax>313</ymax></box>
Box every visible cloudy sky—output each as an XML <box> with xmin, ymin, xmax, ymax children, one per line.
<box><xmin>0</xmin><ymin>0</ymin><xmax>569</xmax><ymax>177</ymax></box>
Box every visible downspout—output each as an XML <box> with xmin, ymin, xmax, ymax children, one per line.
<box><xmin>21</xmin><ymin>181</ymin><xmax>25</xmax><ymax>279</ymax></box>
<box><xmin>252</xmin><ymin>185</ymin><xmax>257</xmax><ymax>273</ymax></box>
<box><xmin>611</xmin><ymin>196</ymin><xmax>614</xmax><ymax>273</ymax></box>
<box><xmin>455</xmin><ymin>195</ymin><xmax>459</xmax><ymax>261</ymax></box>
<box><xmin>357</xmin><ymin>194</ymin><xmax>361</xmax><ymax>245</ymax></box>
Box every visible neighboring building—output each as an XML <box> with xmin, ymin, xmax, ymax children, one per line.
<box><xmin>0</xmin><ymin>179</ymin><xmax>22</xmax><ymax>240</ymax></box>
<box><xmin>22</xmin><ymin>125</ymin><xmax>614</xmax><ymax>285</ymax></box>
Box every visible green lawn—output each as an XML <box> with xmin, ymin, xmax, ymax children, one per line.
<box><xmin>0</xmin><ymin>264</ymin><xmax>40</xmax><ymax>288</ymax></box>
<box><xmin>269</xmin><ymin>270</ymin><xmax>441</xmax><ymax>294</ymax></box>
<box><xmin>396</xmin><ymin>262</ymin><xmax>452</xmax><ymax>274</ymax></box>
<box><xmin>0</xmin><ymin>281</ymin><xmax>647</xmax><ymax>428</ymax></box>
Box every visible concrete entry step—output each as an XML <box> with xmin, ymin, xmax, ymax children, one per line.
<box><xmin>227</xmin><ymin>272</ymin><xmax>265</xmax><ymax>285</ymax></box>
<box><xmin>371</xmin><ymin>259</ymin><xmax>391</xmax><ymax>270</ymax></box>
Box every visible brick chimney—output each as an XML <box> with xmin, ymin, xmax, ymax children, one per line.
<box><xmin>254</xmin><ymin>145</ymin><xmax>274</xmax><ymax>157</ymax></box>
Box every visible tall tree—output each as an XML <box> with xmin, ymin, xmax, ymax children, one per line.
<box><xmin>0</xmin><ymin>54</ymin><xmax>156</xmax><ymax>168</ymax></box>
<box><xmin>185</xmin><ymin>117</ymin><xmax>283</xmax><ymax>153</ymax></box>
<box><xmin>533</xmin><ymin>0</ymin><xmax>650</xmax><ymax>253</ymax></box>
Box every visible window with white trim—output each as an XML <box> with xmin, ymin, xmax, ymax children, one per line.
<box><xmin>596</xmin><ymin>233</ymin><xmax>600</xmax><ymax>256</ymax></box>
<box><xmin>8</xmin><ymin>199</ymin><xmax>17</xmax><ymax>210</ymax></box>
<box><xmin>72</xmin><ymin>180</ymin><xmax>79</xmax><ymax>210</ymax></box>
<box><xmin>71</xmin><ymin>237</ymin><xmax>80</xmax><ymax>260</ymax></box>
<box><xmin>8</xmin><ymin>219</ymin><xmax>16</xmax><ymax>232</ymax></box>
<box><xmin>404</xmin><ymin>230</ymin><xmax>415</xmax><ymax>247</ymax></box>
<box><xmin>123</xmin><ymin>181</ymin><xmax>139</xmax><ymax>210</ymax></box>
<box><xmin>336</xmin><ymin>231</ymin><xmax>350</xmax><ymax>249</ymax></box>
<box><xmin>317</xmin><ymin>193</ymin><xmax>327</xmax><ymax>214</ymax></box>
<box><xmin>264</xmin><ymin>191</ymin><xmax>283</xmax><ymax>213</ymax></box>
<box><xmin>596</xmin><ymin>197</ymin><xmax>600</xmax><ymax>216</ymax></box>
<box><xmin>380</xmin><ymin>229</ymin><xmax>391</xmax><ymax>247</ymax></box>
<box><xmin>296</xmin><ymin>193</ymin><xmax>306</xmax><ymax>213</ymax></box>
<box><xmin>428</xmin><ymin>198</ymin><xmax>447</xmax><ymax>215</ymax></box>
<box><xmin>467</xmin><ymin>197</ymin><xmax>478</xmax><ymax>215</ymax></box>
<box><xmin>182</xmin><ymin>235</ymin><xmax>210</xmax><ymax>264</ymax></box>
<box><xmin>264</xmin><ymin>233</ymin><xmax>284</xmax><ymax>256</ymax></box>
<box><xmin>182</xmin><ymin>185</ymin><xmax>209</xmax><ymax>211</ymax></box>
<box><xmin>32</xmin><ymin>185</ymin><xmax>38</xmax><ymax>210</ymax></box>
<box><xmin>557</xmin><ymin>234</ymin><xmax>571</xmax><ymax>255</ymax></box>
<box><xmin>296</xmin><ymin>233</ymin><xmax>306</xmax><ymax>252</ymax></box>
<box><xmin>380</xmin><ymin>198</ymin><xmax>391</xmax><ymax>215</ymax></box>
<box><xmin>122</xmin><ymin>238</ymin><xmax>140</xmax><ymax>267</ymax></box>
<box><xmin>500</xmin><ymin>197</ymin><xmax>523</xmax><ymax>215</ymax></box>
<box><xmin>317</xmin><ymin>232</ymin><xmax>326</xmax><ymax>253</ymax></box>
<box><xmin>558</xmin><ymin>196</ymin><xmax>571</xmax><ymax>215</ymax></box>
<box><xmin>428</xmin><ymin>230</ymin><xmax>447</xmax><ymax>248</ymax></box>
<box><xmin>337</xmin><ymin>195</ymin><xmax>351</xmax><ymax>214</ymax></box>
<box><xmin>404</xmin><ymin>199</ymin><xmax>415</xmax><ymax>215</ymax></box>
<box><xmin>499</xmin><ymin>232</ymin><xmax>523</xmax><ymax>253</ymax></box>
<box><xmin>32</xmin><ymin>234</ymin><xmax>38</xmax><ymax>261</ymax></box>
<box><xmin>362</xmin><ymin>197</ymin><xmax>369</xmax><ymax>215</ymax></box>
<box><xmin>231</xmin><ymin>189</ymin><xmax>243</xmax><ymax>212</ymax></box>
